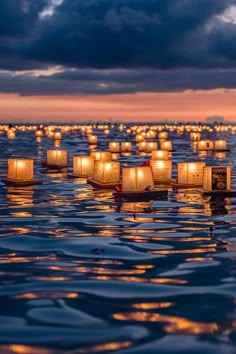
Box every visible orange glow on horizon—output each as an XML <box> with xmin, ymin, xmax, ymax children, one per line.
<box><xmin>0</xmin><ymin>89</ymin><xmax>236</xmax><ymax>122</ymax></box>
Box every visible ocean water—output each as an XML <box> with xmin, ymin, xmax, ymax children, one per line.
<box><xmin>0</xmin><ymin>126</ymin><xmax>236</xmax><ymax>354</ymax></box>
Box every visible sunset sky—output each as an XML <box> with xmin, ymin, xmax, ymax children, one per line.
<box><xmin>1</xmin><ymin>0</ymin><xmax>236</xmax><ymax>122</ymax></box>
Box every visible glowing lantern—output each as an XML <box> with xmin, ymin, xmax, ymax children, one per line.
<box><xmin>122</xmin><ymin>167</ymin><xmax>154</xmax><ymax>192</ymax></box>
<box><xmin>35</xmin><ymin>130</ymin><xmax>43</xmax><ymax>138</ymax></box>
<box><xmin>7</xmin><ymin>159</ymin><xmax>34</xmax><ymax>181</ymax></box>
<box><xmin>159</xmin><ymin>132</ymin><xmax>168</xmax><ymax>140</ymax></box>
<box><xmin>203</xmin><ymin>166</ymin><xmax>231</xmax><ymax>191</ymax></box>
<box><xmin>138</xmin><ymin>142</ymin><xmax>147</xmax><ymax>152</ymax></box>
<box><xmin>88</xmin><ymin>135</ymin><xmax>98</xmax><ymax>145</ymax></box>
<box><xmin>145</xmin><ymin>142</ymin><xmax>158</xmax><ymax>153</ymax></box>
<box><xmin>73</xmin><ymin>156</ymin><xmax>94</xmax><ymax>177</ymax></box>
<box><xmin>90</xmin><ymin>151</ymin><xmax>111</xmax><ymax>162</ymax></box>
<box><xmin>121</xmin><ymin>142</ymin><xmax>132</xmax><ymax>152</ymax></box>
<box><xmin>151</xmin><ymin>150</ymin><xmax>169</xmax><ymax>161</ymax></box>
<box><xmin>150</xmin><ymin>160</ymin><xmax>172</xmax><ymax>184</ymax></box>
<box><xmin>214</xmin><ymin>140</ymin><xmax>227</xmax><ymax>151</ymax></box>
<box><xmin>177</xmin><ymin>162</ymin><xmax>206</xmax><ymax>186</ymax></box>
<box><xmin>190</xmin><ymin>132</ymin><xmax>201</xmax><ymax>141</ymax></box>
<box><xmin>54</xmin><ymin>132</ymin><xmax>62</xmax><ymax>140</ymax></box>
<box><xmin>7</xmin><ymin>130</ymin><xmax>15</xmax><ymax>139</ymax></box>
<box><xmin>197</xmin><ymin>140</ymin><xmax>213</xmax><ymax>151</ymax></box>
<box><xmin>93</xmin><ymin>161</ymin><xmax>120</xmax><ymax>184</ymax></box>
<box><xmin>47</xmin><ymin>150</ymin><xmax>67</xmax><ymax>168</ymax></box>
<box><xmin>109</xmin><ymin>142</ymin><xmax>120</xmax><ymax>153</ymax></box>
<box><xmin>136</xmin><ymin>135</ymin><xmax>144</xmax><ymax>143</ymax></box>
<box><xmin>160</xmin><ymin>140</ymin><xmax>172</xmax><ymax>151</ymax></box>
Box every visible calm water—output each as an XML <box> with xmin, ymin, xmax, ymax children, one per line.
<box><xmin>0</xmin><ymin>126</ymin><xmax>236</xmax><ymax>354</ymax></box>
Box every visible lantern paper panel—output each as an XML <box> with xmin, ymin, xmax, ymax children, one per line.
<box><xmin>122</xmin><ymin>167</ymin><xmax>154</xmax><ymax>192</ymax></box>
<box><xmin>151</xmin><ymin>160</ymin><xmax>172</xmax><ymax>183</ymax></box>
<box><xmin>121</xmin><ymin>142</ymin><xmax>132</xmax><ymax>152</ymax></box>
<box><xmin>151</xmin><ymin>150</ymin><xmax>169</xmax><ymax>161</ymax></box>
<box><xmin>177</xmin><ymin>162</ymin><xmax>206</xmax><ymax>185</ymax></box>
<box><xmin>160</xmin><ymin>140</ymin><xmax>172</xmax><ymax>151</ymax></box>
<box><xmin>93</xmin><ymin>161</ymin><xmax>120</xmax><ymax>183</ymax></box>
<box><xmin>197</xmin><ymin>140</ymin><xmax>213</xmax><ymax>151</ymax></box>
<box><xmin>203</xmin><ymin>166</ymin><xmax>231</xmax><ymax>191</ymax></box>
<box><xmin>8</xmin><ymin>159</ymin><xmax>34</xmax><ymax>181</ymax></box>
<box><xmin>145</xmin><ymin>142</ymin><xmax>158</xmax><ymax>153</ymax></box>
<box><xmin>214</xmin><ymin>140</ymin><xmax>227</xmax><ymax>151</ymax></box>
<box><xmin>90</xmin><ymin>151</ymin><xmax>111</xmax><ymax>162</ymax></box>
<box><xmin>135</xmin><ymin>135</ymin><xmax>144</xmax><ymax>143</ymax></box>
<box><xmin>73</xmin><ymin>156</ymin><xmax>95</xmax><ymax>177</ymax></box>
<box><xmin>159</xmin><ymin>132</ymin><xmax>168</xmax><ymax>140</ymax></box>
<box><xmin>47</xmin><ymin>150</ymin><xmax>67</xmax><ymax>167</ymax></box>
<box><xmin>109</xmin><ymin>142</ymin><xmax>120</xmax><ymax>153</ymax></box>
<box><xmin>138</xmin><ymin>142</ymin><xmax>147</xmax><ymax>152</ymax></box>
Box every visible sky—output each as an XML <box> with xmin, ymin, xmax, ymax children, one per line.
<box><xmin>1</xmin><ymin>0</ymin><xmax>236</xmax><ymax>122</ymax></box>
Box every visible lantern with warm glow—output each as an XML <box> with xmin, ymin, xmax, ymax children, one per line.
<box><xmin>150</xmin><ymin>160</ymin><xmax>172</xmax><ymax>184</ymax></box>
<box><xmin>177</xmin><ymin>162</ymin><xmax>206</xmax><ymax>186</ymax></box>
<box><xmin>73</xmin><ymin>156</ymin><xmax>94</xmax><ymax>177</ymax></box>
<box><xmin>90</xmin><ymin>151</ymin><xmax>111</xmax><ymax>162</ymax></box>
<box><xmin>121</xmin><ymin>142</ymin><xmax>132</xmax><ymax>152</ymax></box>
<box><xmin>122</xmin><ymin>166</ymin><xmax>154</xmax><ymax>192</ymax></box>
<box><xmin>47</xmin><ymin>150</ymin><xmax>67</xmax><ymax>168</ymax></box>
<box><xmin>88</xmin><ymin>135</ymin><xmax>98</xmax><ymax>145</ymax></box>
<box><xmin>35</xmin><ymin>130</ymin><xmax>43</xmax><ymax>138</ymax></box>
<box><xmin>138</xmin><ymin>142</ymin><xmax>147</xmax><ymax>152</ymax></box>
<box><xmin>160</xmin><ymin>140</ymin><xmax>172</xmax><ymax>151</ymax></box>
<box><xmin>197</xmin><ymin>140</ymin><xmax>213</xmax><ymax>151</ymax></box>
<box><xmin>214</xmin><ymin>140</ymin><xmax>227</xmax><ymax>151</ymax></box>
<box><xmin>8</xmin><ymin>159</ymin><xmax>34</xmax><ymax>181</ymax></box>
<box><xmin>145</xmin><ymin>142</ymin><xmax>158</xmax><ymax>153</ymax></box>
<box><xmin>151</xmin><ymin>150</ymin><xmax>169</xmax><ymax>161</ymax></box>
<box><xmin>136</xmin><ymin>135</ymin><xmax>144</xmax><ymax>143</ymax></box>
<box><xmin>93</xmin><ymin>161</ymin><xmax>120</xmax><ymax>184</ymax></box>
<box><xmin>203</xmin><ymin>166</ymin><xmax>231</xmax><ymax>191</ymax></box>
<box><xmin>190</xmin><ymin>132</ymin><xmax>201</xmax><ymax>141</ymax></box>
<box><xmin>54</xmin><ymin>132</ymin><xmax>62</xmax><ymax>140</ymax></box>
<box><xmin>109</xmin><ymin>142</ymin><xmax>120</xmax><ymax>153</ymax></box>
<box><xmin>158</xmin><ymin>132</ymin><xmax>168</xmax><ymax>140</ymax></box>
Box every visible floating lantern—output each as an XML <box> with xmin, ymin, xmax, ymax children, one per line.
<box><xmin>90</xmin><ymin>151</ymin><xmax>111</xmax><ymax>162</ymax></box>
<box><xmin>145</xmin><ymin>142</ymin><xmax>158</xmax><ymax>153</ymax></box>
<box><xmin>177</xmin><ymin>162</ymin><xmax>206</xmax><ymax>186</ymax></box>
<box><xmin>160</xmin><ymin>140</ymin><xmax>172</xmax><ymax>151</ymax></box>
<box><xmin>150</xmin><ymin>160</ymin><xmax>172</xmax><ymax>184</ymax></box>
<box><xmin>151</xmin><ymin>150</ymin><xmax>169</xmax><ymax>161</ymax></box>
<box><xmin>35</xmin><ymin>130</ymin><xmax>43</xmax><ymax>138</ymax></box>
<box><xmin>88</xmin><ymin>161</ymin><xmax>120</xmax><ymax>188</ymax></box>
<box><xmin>72</xmin><ymin>156</ymin><xmax>94</xmax><ymax>177</ymax></box>
<box><xmin>136</xmin><ymin>135</ymin><xmax>144</xmax><ymax>143</ymax></box>
<box><xmin>214</xmin><ymin>140</ymin><xmax>227</xmax><ymax>151</ymax></box>
<box><xmin>109</xmin><ymin>142</ymin><xmax>120</xmax><ymax>153</ymax></box>
<box><xmin>122</xmin><ymin>166</ymin><xmax>154</xmax><ymax>192</ymax></box>
<box><xmin>203</xmin><ymin>166</ymin><xmax>231</xmax><ymax>192</ymax></box>
<box><xmin>88</xmin><ymin>135</ymin><xmax>98</xmax><ymax>145</ymax></box>
<box><xmin>121</xmin><ymin>142</ymin><xmax>132</xmax><ymax>152</ymax></box>
<box><xmin>7</xmin><ymin>130</ymin><xmax>15</xmax><ymax>139</ymax></box>
<box><xmin>54</xmin><ymin>132</ymin><xmax>62</xmax><ymax>140</ymax></box>
<box><xmin>3</xmin><ymin>158</ymin><xmax>42</xmax><ymax>186</ymax></box>
<box><xmin>190</xmin><ymin>132</ymin><xmax>201</xmax><ymax>141</ymax></box>
<box><xmin>197</xmin><ymin>140</ymin><xmax>213</xmax><ymax>151</ymax></box>
<box><xmin>159</xmin><ymin>132</ymin><xmax>168</xmax><ymax>140</ymax></box>
<box><xmin>215</xmin><ymin>152</ymin><xmax>226</xmax><ymax>160</ymax></box>
<box><xmin>138</xmin><ymin>142</ymin><xmax>147</xmax><ymax>152</ymax></box>
<box><xmin>46</xmin><ymin>150</ymin><xmax>67</xmax><ymax>168</ymax></box>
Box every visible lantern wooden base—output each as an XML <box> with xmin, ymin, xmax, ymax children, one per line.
<box><xmin>87</xmin><ymin>177</ymin><xmax>120</xmax><ymax>189</ymax></box>
<box><xmin>199</xmin><ymin>190</ymin><xmax>236</xmax><ymax>197</ymax></box>
<box><xmin>2</xmin><ymin>178</ymin><xmax>43</xmax><ymax>187</ymax></box>
<box><xmin>68</xmin><ymin>173</ymin><xmax>89</xmax><ymax>179</ymax></box>
<box><xmin>113</xmin><ymin>189</ymin><xmax>168</xmax><ymax>201</ymax></box>
<box><xmin>154</xmin><ymin>179</ymin><xmax>173</xmax><ymax>185</ymax></box>
<box><xmin>172</xmin><ymin>182</ymin><xmax>203</xmax><ymax>189</ymax></box>
<box><xmin>41</xmin><ymin>161</ymin><xmax>68</xmax><ymax>170</ymax></box>
<box><xmin>212</xmin><ymin>149</ymin><xmax>230</xmax><ymax>152</ymax></box>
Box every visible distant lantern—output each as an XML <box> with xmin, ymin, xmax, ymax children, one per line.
<box><xmin>7</xmin><ymin>130</ymin><xmax>15</xmax><ymax>139</ymax></box>
<box><xmin>54</xmin><ymin>132</ymin><xmax>62</xmax><ymax>140</ymax></box>
<box><xmin>151</xmin><ymin>150</ymin><xmax>169</xmax><ymax>161</ymax></box>
<box><xmin>158</xmin><ymin>132</ymin><xmax>168</xmax><ymax>140</ymax></box>
<box><xmin>138</xmin><ymin>142</ymin><xmax>147</xmax><ymax>152</ymax></box>
<box><xmin>88</xmin><ymin>135</ymin><xmax>98</xmax><ymax>145</ymax></box>
<box><xmin>90</xmin><ymin>151</ymin><xmax>111</xmax><ymax>162</ymax></box>
<box><xmin>177</xmin><ymin>162</ymin><xmax>206</xmax><ymax>186</ymax></box>
<box><xmin>73</xmin><ymin>156</ymin><xmax>94</xmax><ymax>177</ymax></box>
<box><xmin>35</xmin><ymin>130</ymin><xmax>43</xmax><ymax>138</ymax></box>
<box><xmin>150</xmin><ymin>160</ymin><xmax>172</xmax><ymax>184</ymax></box>
<box><xmin>197</xmin><ymin>140</ymin><xmax>213</xmax><ymax>151</ymax></box>
<box><xmin>190</xmin><ymin>132</ymin><xmax>201</xmax><ymax>141</ymax></box>
<box><xmin>93</xmin><ymin>161</ymin><xmax>120</xmax><ymax>184</ymax></box>
<box><xmin>135</xmin><ymin>135</ymin><xmax>144</xmax><ymax>143</ymax></box>
<box><xmin>122</xmin><ymin>166</ymin><xmax>154</xmax><ymax>192</ymax></box>
<box><xmin>203</xmin><ymin>166</ymin><xmax>231</xmax><ymax>191</ymax></box>
<box><xmin>214</xmin><ymin>140</ymin><xmax>227</xmax><ymax>151</ymax></box>
<box><xmin>160</xmin><ymin>140</ymin><xmax>172</xmax><ymax>151</ymax></box>
<box><xmin>145</xmin><ymin>142</ymin><xmax>158</xmax><ymax>153</ymax></box>
<box><xmin>121</xmin><ymin>142</ymin><xmax>132</xmax><ymax>152</ymax></box>
<box><xmin>109</xmin><ymin>142</ymin><xmax>120</xmax><ymax>153</ymax></box>
<box><xmin>47</xmin><ymin>150</ymin><xmax>67</xmax><ymax>168</ymax></box>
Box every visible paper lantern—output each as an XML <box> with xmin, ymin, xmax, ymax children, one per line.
<box><xmin>177</xmin><ymin>162</ymin><xmax>206</xmax><ymax>185</ymax></box>
<box><xmin>73</xmin><ymin>156</ymin><xmax>94</xmax><ymax>177</ymax></box>
<box><xmin>197</xmin><ymin>140</ymin><xmax>213</xmax><ymax>151</ymax></box>
<box><xmin>47</xmin><ymin>150</ymin><xmax>67</xmax><ymax>168</ymax></box>
<box><xmin>150</xmin><ymin>160</ymin><xmax>172</xmax><ymax>183</ymax></box>
<box><xmin>138</xmin><ymin>142</ymin><xmax>147</xmax><ymax>152</ymax></box>
<box><xmin>203</xmin><ymin>166</ymin><xmax>231</xmax><ymax>191</ymax></box>
<box><xmin>136</xmin><ymin>135</ymin><xmax>144</xmax><ymax>143</ymax></box>
<box><xmin>7</xmin><ymin>159</ymin><xmax>34</xmax><ymax>181</ymax></box>
<box><xmin>190</xmin><ymin>132</ymin><xmax>201</xmax><ymax>141</ymax></box>
<box><xmin>160</xmin><ymin>140</ymin><xmax>172</xmax><ymax>151</ymax></box>
<box><xmin>109</xmin><ymin>142</ymin><xmax>120</xmax><ymax>153</ymax></box>
<box><xmin>88</xmin><ymin>135</ymin><xmax>98</xmax><ymax>145</ymax></box>
<box><xmin>122</xmin><ymin>166</ymin><xmax>154</xmax><ymax>192</ymax></box>
<box><xmin>35</xmin><ymin>130</ymin><xmax>43</xmax><ymax>138</ymax></box>
<box><xmin>54</xmin><ymin>132</ymin><xmax>62</xmax><ymax>140</ymax></box>
<box><xmin>121</xmin><ymin>142</ymin><xmax>132</xmax><ymax>152</ymax></box>
<box><xmin>93</xmin><ymin>161</ymin><xmax>120</xmax><ymax>184</ymax></box>
<box><xmin>214</xmin><ymin>140</ymin><xmax>227</xmax><ymax>151</ymax></box>
<box><xmin>90</xmin><ymin>151</ymin><xmax>111</xmax><ymax>162</ymax></box>
<box><xmin>145</xmin><ymin>142</ymin><xmax>158</xmax><ymax>153</ymax></box>
<box><xmin>158</xmin><ymin>132</ymin><xmax>168</xmax><ymax>140</ymax></box>
<box><xmin>7</xmin><ymin>130</ymin><xmax>15</xmax><ymax>139</ymax></box>
<box><xmin>151</xmin><ymin>150</ymin><xmax>169</xmax><ymax>161</ymax></box>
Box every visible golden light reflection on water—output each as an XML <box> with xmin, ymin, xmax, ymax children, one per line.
<box><xmin>78</xmin><ymin>341</ymin><xmax>132</xmax><ymax>353</ymax></box>
<box><xmin>150</xmin><ymin>246</ymin><xmax>216</xmax><ymax>255</ymax></box>
<box><xmin>133</xmin><ymin>302</ymin><xmax>172</xmax><ymax>309</ymax></box>
<box><xmin>0</xmin><ymin>345</ymin><xmax>53</xmax><ymax>354</ymax></box>
<box><xmin>6</xmin><ymin>187</ymin><xmax>34</xmax><ymax>207</ymax></box>
<box><xmin>14</xmin><ymin>292</ymin><xmax>79</xmax><ymax>299</ymax></box>
<box><xmin>91</xmin><ymin>275</ymin><xmax>187</xmax><ymax>284</ymax></box>
<box><xmin>113</xmin><ymin>312</ymin><xmax>218</xmax><ymax>334</ymax></box>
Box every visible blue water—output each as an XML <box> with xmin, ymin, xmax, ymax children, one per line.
<box><xmin>0</xmin><ymin>126</ymin><xmax>236</xmax><ymax>354</ymax></box>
